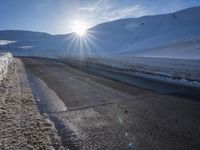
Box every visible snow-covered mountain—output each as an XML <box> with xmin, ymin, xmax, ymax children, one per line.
<box><xmin>0</xmin><ymin>6</ymin><xmax>200</xmax><ymax>59</ymax></box>
<box><xmin>0</xmin><ymin>30</ymin><xmax>52</xmax><ymax>41</ymax></box>
<box><xmin>87</xmin><ymin>6</ymin><xmax>200</xmax><ymax>59</ymax></box>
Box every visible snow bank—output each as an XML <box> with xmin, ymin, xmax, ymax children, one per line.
<box><xmin>0</xmin><ymin>52</ymin><xmax>13</xmax><ymax>82</ymax></box>
<box><xmin>85</xmin><ymin>56</ymin><xmax>200</xmax><ymax>87</ymax></box>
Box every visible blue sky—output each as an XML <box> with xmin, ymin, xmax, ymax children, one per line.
<box><xmin>0</xmin><ymin>0</ymin><xmax>200</xmax><ymax>34</ymax></box>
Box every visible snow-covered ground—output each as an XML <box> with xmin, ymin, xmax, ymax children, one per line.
<box><xmin>0</xmin><ymin>52</ymin><xmax>13</xmax><ymax>82</ymax></box>
<box><xmin>84</xmin><ymin>56</ymin><xmax>200</xmax><ymax>87</ymax></box>
<box><xmin>0</xmin><ymin>6</ymin><xmax>199</xmax><ymax>87</ymax></box>
<box><xmin>0</xmin><ymin>6</ymin><xmax>200</xmax><ymax>59</ymax></box>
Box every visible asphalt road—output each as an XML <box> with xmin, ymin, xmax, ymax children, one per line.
<box><xmin>21</xmin><ymin>57</ymin><xmax>200</xmax><ymax>150</ymax></box>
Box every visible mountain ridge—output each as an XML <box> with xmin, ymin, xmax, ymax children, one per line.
<box><xmin>0</xmin><ymin>6</ymin><xmax>200</xmax><ymax>59</ymax></box>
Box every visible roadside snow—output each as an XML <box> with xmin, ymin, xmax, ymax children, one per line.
<box><xmin>85</xmin><ymin>56</ymin><xmax>200</xmax><ymax>88</ymax></box>
<box><xmin>0</xmin><ymin>52</ymin><xmax>13</xmax><ymax>82</ymax></box>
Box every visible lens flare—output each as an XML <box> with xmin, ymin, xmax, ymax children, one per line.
<box><xmin>72</xmin><ymin>20</ymin><xmax>89</xmax><ymax>37</ymax></box>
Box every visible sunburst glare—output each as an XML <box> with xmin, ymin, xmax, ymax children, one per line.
<box><xmin>72</xmin><ymin>20</ymin><xmax>90</xmax><ymax>37</ymax></box>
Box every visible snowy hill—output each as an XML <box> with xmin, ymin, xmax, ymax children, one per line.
<box><xmin>88</xmin><ymin>6</ymin><xmax>200</xmax><ymax>59</ymax></box>
<box><xmin>0</xmin><ymin>30</ymin><xmax>52</xmax><ymax>41</ymax></box>
<box><xmin>0</xmin><ymin>6</ymin><xmax>200</xmax><ymax>59</ymax></box>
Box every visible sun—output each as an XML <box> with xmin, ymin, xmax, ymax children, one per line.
<box><xmin>72</xmin><ymin>20</ymin><xmax>90</xmax><ymax>37</ymax></box>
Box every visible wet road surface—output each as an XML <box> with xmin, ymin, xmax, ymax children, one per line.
<box><xmin>21</xmin><ymin>57</ymin><xmax>200</xmax><ymax>150</ymax></box>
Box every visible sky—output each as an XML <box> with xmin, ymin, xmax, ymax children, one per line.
<box><xmin>0</xmin><ymin>0</ymin><xmax>200</xmax><ymax>34</ymax></box>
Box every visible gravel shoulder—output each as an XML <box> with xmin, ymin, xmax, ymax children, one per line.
<box><xmin>0</xmin><ymin>58</ymin><xmax>65</xmax><ymax>150</ymax></box>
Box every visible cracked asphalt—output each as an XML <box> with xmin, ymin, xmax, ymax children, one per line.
<box><xmin>21</xmin><ymin>57</ymin><xmax>200</xmax><ymax>150</ymax></box>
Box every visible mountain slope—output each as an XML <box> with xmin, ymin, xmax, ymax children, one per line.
<box><xmin>0</xmin><ymin>30</ymin><xmax>52</xmax><ymax>41</ymax></box>
<box><xmin>0</xmin><ymin>6</ymin><xmax>200</xmax><ymax>59</ymax></box>
<box><xmin>87</xmin><ymin>6</ymin><xmax>200</xmax><ymax>58</ymax></box>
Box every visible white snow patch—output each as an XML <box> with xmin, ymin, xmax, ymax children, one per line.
<box><xmin>0</xmin><ymin>40</ymin><xmax>16</xmax><ymax>45</ymax></box>
<box><xmin>0</xmin><ymin>52</ymin><xmax>13</xmax><ymax>82</ymax></box>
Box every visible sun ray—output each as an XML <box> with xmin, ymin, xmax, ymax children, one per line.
<box><xmin>72</xmin><ymin>20</ymin><xmax>90</xmax><ymax>37</ymax></box>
